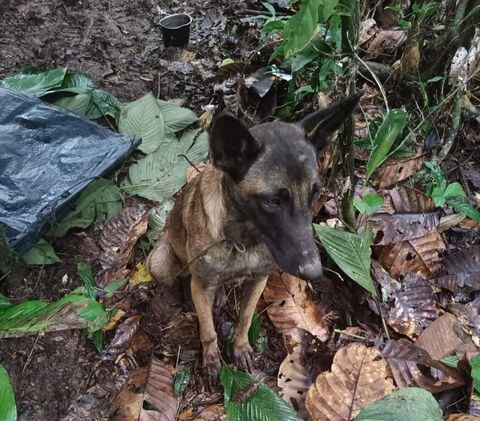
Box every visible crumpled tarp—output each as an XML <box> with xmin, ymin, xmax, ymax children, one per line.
<box><xmin>0</xmin><ymin>87</ymin><xmax>138</xmax><ymax>252</ymax></box>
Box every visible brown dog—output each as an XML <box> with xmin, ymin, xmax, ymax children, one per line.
<box><xmin>147</xmin><ymin>95</ymin><xmax>360</xmax><ymax>381</ymax></box>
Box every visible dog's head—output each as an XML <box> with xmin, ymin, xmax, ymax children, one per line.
<box><xmin>209</xmin><ymin>95</ymin><xmax>360</xmax><ymax>281</ymax></box>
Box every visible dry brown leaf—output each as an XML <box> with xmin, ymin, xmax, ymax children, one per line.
<box><xmin>448</xmin><ymin>301</ymin><xmax>480</xmax><ymax>347</ymax></box>
<box><xmin>367</xmin><ymin>30</ymin><xmax>408</xmax><ymax>58</ymax></box>
<box><xmin>359</xmin><ymin>18</ymin><xmax>378</xmax><ymax>46</ymax></box>
<box><xmin>445</xmin><ymin>414</ymin><xmax>480</xmax><ymax>420</ymax></box>
<box><xmin>434</xmin><ymin>246</ymin><xmax>480</xmax><ymax>293</ymax></box>
<box><xmin>373</xmin><ymin>155</ymin><xmax>424</xmax><ymax>188</ymax></box>
<box><xmin>278</xmin><ymin>329</ymin><xmax>334</xmax><ymax>418</ymax></box>
<box><xmin>109</xmin><ymin>315</ymin><xmax>141</xmax><ymax>352</ymax></box>
<box><xmin>98</xmin><ymin>206</ymin><xmax>149</xmax><ymax>287</ymax></box>
<box><xmin>109</xmin><ymin>358</ymin><xmax>177</xmax><ymax>421</ymax></box>
<box><xmin>388</xmin><ymin>272</ymin><xmax>439</xmax><ymax>337</ymax></box>
<box><xmin>214</xmin><ymin>62</ymin><xmax>247</xmax><ymax>83</ymax></box>
<box><xmin>377</xmin><ymin>230</ymin><xmax>446</xmax><ymax>279</ymax></box>
<box><xmin>305</xmin><ymin>343</ymin><xmax>395</xmax><ymax>421</ymax></box>
<box><xmin>382</xmin><ymin>338</ymin><xmax>465</xmax><ymax>393</ymax></box>
<box><xmin>416</xmin><ymin>313</ymin><xmax>479</xmax><ymax>360</ymax></box>
<box><xmin>194</xmin><ymin>405</ymin><xmax>228</xmax><ymax>420</ymax></box>
<box><xmin>110</xmin><ymin>367</ymin><xmax>149</xmax><ymax>420</ymax></box>
<box><xmin>263</xmin><ymin>271</ymin><xmax>329</xmax><ymax>341</ymax></box>
<box><xmin>398</xmin><ymin>41</ymin><xmax>420</xmax><ymax>75</ymax></box>
<box><xmin>366</xmin><ymin>187</ymin><xmax>439</xmax><ymax>246</ymax></box>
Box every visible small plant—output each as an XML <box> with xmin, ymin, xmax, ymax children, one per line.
<box><xmin>425</xmin><ymin>162</ymin><xmax>480</xmax><ymax>222</ymax></box>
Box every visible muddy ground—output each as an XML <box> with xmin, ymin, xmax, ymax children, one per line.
<box><xmin>0</xmin><ymin>0</ymin><xmax>269</xmax><ymax>419</ymax></box>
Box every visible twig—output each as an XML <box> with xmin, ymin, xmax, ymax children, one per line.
<box><xmin>21</xmin><ymin>333</ymin><xmax>41</xmax><ymax>375</ymax></box>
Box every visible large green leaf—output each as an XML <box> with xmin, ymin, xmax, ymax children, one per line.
<box><xmin>54</xmin><ymin>89</ymin><xmax>120</xmax><ymax>120</ymax></box>
<box><xmin>355</xmin><ymin>388</ymin><xmax>442</xmax><ymax>421</ymax></box>
<box><xmin>22</xmin><ymin>239</ymin><xmax>61</xmax><ymax>265</ymax></box>
<box><xmin>48</xmin><ymin>71</ymin><xmax>95</xmax><ymax>94</ymax></box>
<box><xmin>319</xmin><ymin>0</ymin><xmax>340</xmax><ymax>21</ymax></box>
<box><xmin>366</xmin><ymin>109</ymin><xmax>408</xmax><ymax>181</ymax></box>
<box><xmin>117</xmin><ymin>93</ymin><xmax>167</xmax><ymax>154</ymax></box>
<box><xmin>282</xmin><ymin>0</ymin><xmax>321</xmax><ymax>58</ymax></box>
<box><xmin>314</xmin><ymin>224</ymin><xmax>376</xmax><ymax>294</ymax></box>
<box><xmin>0</xmin><ymin>365</ymin><xmax>16</xmax><ymax>421</ymax></box>
<box><xmin>471</xmin><ymin>354</ymin><xmax>480</xmax><ymax>395</ymax></box>
<box><xmin>0</xmin><ymin>294</ymin><xmax>12</xmax><ymax>310</ymax></box>
<box><xmin>220</xmin><ymin>367</ymin><xmax>301</xmax><ymax>421</ymax></box>
<box><xmin>157</xmin><ymin>100</ymin><xmax>198</xmax><ymax>133</ymax></box>
<box><xmin>122</xmin><ymin>129</ymin><xmax>209</xmax><ymax>202</ymax></box>
<box><xmin>0</xmin><ymin>67</ymin><xmax>67</xmax><ymax>97</ymax></box>
<box><xmin>48</xmin><ymin>178</ymin><xmax>123</xmax><ymax>237</ymax></box>
<box><xmin>0</xmin><ymin>293</ymin><xmax>108</xmax><ymax>338</ymax></box>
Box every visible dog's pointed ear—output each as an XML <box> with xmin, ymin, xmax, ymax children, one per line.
<box><xmin>210</xmin><ymin>112</ymin><xmax>263</xmax><ymax>182</ymax></box>
<box><xmin>300</xmin><ymin>93</ymin><xmax>361</xmax><ymax>150</ymax></box>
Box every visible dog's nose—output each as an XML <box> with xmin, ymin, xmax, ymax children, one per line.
<box><xmin>297</xmin><ymin>261</ymin><xmax>323</xmax><ymax>281</ymax></box>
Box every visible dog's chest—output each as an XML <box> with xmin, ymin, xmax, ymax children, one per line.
<box><xmin>195</xmin><ymin>241</ymin><xmax>276</xmax><ymax>284</ymax></box>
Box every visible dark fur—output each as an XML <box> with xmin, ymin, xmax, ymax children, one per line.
<box><xmin>147</xmin><ymin>95</ymin><xmax>360</xmax><ymax>381</ymax></box>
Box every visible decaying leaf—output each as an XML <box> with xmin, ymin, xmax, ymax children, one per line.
<box><xmin>278</xmin><ymin>329</ymin><xmax>333</xmax><ymax>418</ymax></box>
<box><xmin>369</xmin><ymin>213</ymin><xmax>439</xmax><ymax>245</ymax></box>
<box><xmin>195</xmin><ymin>405</ymin><xmax>228</xmax><ymax>420</ymax></box>
<box><xmin>367</xmin><ymin>30</ymin><xmax>408</xmax><ymax>58</ymax></box>
<box><xmin>377</xmin><ymin>230</ymin><xmax>445</xmax><ymax>279</ymax></box>
<box><xmin>110</xmin><ymin>367</ymin><xmax>149</xmax><ymax>420</ymax></box>
<box><xmin>388</xmin><ymin>272</ymin><xmax>439</xmax><ymax>337</ymax></box>
<box><xmin>373</xmin><ymin>155</ymin><xmax>424</xmax><ymax>188</ymax></box>
<box><xmin>110</xmin><ymin>358</ymin><xmax>177</xmax><ymax>421</ymax></box>
<box><xmin>397</xmin><ymin>41</ymin><xmax>421</xmax><ymax>75</ymax></box>
<box><xmin>382</xmin><ymin>338</ymin><xmax>465</xmax><ymax>392</ymax></box>
<box><xmin>305</xmin><ymin>342</ymin><xmax>395</xmax><ymax>420</ymax></box>
<box><xmin>263</xmin><ymin>271</ymin><xmax>329</xmax><ymax>341</ymax></box>
<box><xmin>359</xmin><ymin>18</ymin><xmax>378</xmax><ymax>46</ymax></box>
<box><xmin>434</xmin><ymin>246</ymin><xmax>480</xmax><ymax>293</ymax></box>
<box><xmin>108</xmin><ymin>315</ymin><xmax>141</xmax><ymax>352</ymax></box>
<box><xmin>97</xmin><ymin>206</ymin><xmax>149</xmax><ymax>286</ymax></box>
<box><xmin>448</xmin><ymin>301</ymin><xmax>480</xmax><ymax>347</ymax></box>
<box><xmin>416</xmin><ymin>313</ymin><xmax>479</xmax><ymax>360</ymax></box>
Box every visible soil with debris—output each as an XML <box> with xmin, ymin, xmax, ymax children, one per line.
<box><xmin>0</xmin><ymin>0</ymin><xmax>264</xmax><ymax>419</ymax></box>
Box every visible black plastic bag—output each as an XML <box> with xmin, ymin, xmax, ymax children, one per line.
<box><xmin>0</xmin><ymin>88</ymin><xmax>138</xmax><ymax>252</ymax></box>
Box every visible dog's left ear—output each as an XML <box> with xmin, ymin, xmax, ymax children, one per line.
<box><xmin>300</xmin><ymin>93</ymin><xmax>361</xmax><ymax>150</ymax></box>
<box><xmin>210</xmin><ymin>112</ymin><xmax>264</xmax><ymax>182</ymax></box>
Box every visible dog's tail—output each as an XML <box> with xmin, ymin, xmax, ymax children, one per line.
<box><xmin>146</xmin><ymin>232</ymin><xmax>184</xmax><ymax>284</ymax></box>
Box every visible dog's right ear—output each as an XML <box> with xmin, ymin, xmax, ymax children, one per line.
<box><xmin>210</xmin><ymin>113</ymin><xmax>263</xmax><ymax>182</ymax></box>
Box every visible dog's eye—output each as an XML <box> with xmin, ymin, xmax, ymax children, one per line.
<box><xmin>264</xmin><ymin>196</ymin><xmax>281</xmax><ymax>208</ymax></box>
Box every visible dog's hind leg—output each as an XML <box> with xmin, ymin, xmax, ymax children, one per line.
<box><xmin>146</xmin><ymin>233</ymin><xmax>183</xmax><ymax>283</ymax></box>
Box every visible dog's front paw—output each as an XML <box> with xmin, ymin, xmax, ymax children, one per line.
<box><xmin>233</xmin><ymin>341</ymin><xmax>254</xmax><ymax>372</ymax></box>
<box><xmin>203</xmin><ymin>346</ymin><xmax>221</xmax><ymax>385</ymax></box>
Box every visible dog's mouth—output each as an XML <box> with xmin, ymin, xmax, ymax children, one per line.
<box><xmin>263</xmin><ymin>235</ymin><xmax>323</xmax><ymax>281</ymax></box>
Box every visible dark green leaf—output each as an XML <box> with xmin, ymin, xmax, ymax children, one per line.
<box><xmin>366</xmin><ymin>109</ymin><xmax>408</xmax><ymax>181</ymax></box>
<box><xmin>122</xmin><ymin>130</ymin><xmax>209</xmax><ymax>202</ymax></box>
<box><xmin>470</xmin><ymin>354</ymin><xmax>480</xmax><ymax>395</ymax></box>
<box><xmin>174</xmin><ymin>367</ymin><xmax>191</xmax><ymax>397</ymax></box>
<box><xmin>220</xmin><ymin>367</ymin><xmax>301</xmax><ymax>421</ymax></box>
<box><xmin>0</xmin><ymin>67</ymin><xmax>67</xmax><ymax>97</ymax></box>
<box><xmin>54</xmin><ymin>89</ymin><xmax>120</xmax><ymax>120</ymax></box>
<box><xmin>355</xmin><ymin>387</ymin><xmax>442</xmax><ymax>421</ymax></box>
<box><xmin>446</xmin><ymin>196</ymin><xmax>480</xmax><ymax>223</ymax></box>
<box><xmin>353</xmin><ymin>192</ymin><xmax>384</xmax><ymax>216</ymax></box>
<box><xmin>77</xmin><ymin>263</ymin><xmax>96</xmax><ymax>300</ymax></box>
<box><xmin>318</xmin><ymin>0</ymin><xmax>339</xmax><ymax>22</ymax></box>
<box><xmin>22</xmin><ymin>239</ymin><xmax>61</xmax><ymax>265</ymax></box>
<box><xmin>0</xmin><ymin>364</ymin><xmax>16</xmax><ymax>421</ymax></box>
<box><xmin>248</xmin><ymin>314</ymin><xmax>261</xmax><ymax>346</ymax></box>
<box><xmin>92</xmin><ymin>330</ymin><xmax>103</xmax><ymax>352</ymax></box>
<box><xmin>314</xmin><ymin>224</ymin><xmax>376</xmax><ymax>294</ymax></box>
<box><xmin>440</xmin><ymin>355</ymin><xmax>459</xmax><ymax>369</ymax></box>
<box><xmin>0</xmin><ymin>293</ymin><xmax>12</xmax><ymax>310</ymax></box>
<box><xmin>103</xmin><ymin>279</ymin><xmax>128</xmax><ymax>297</ymax></box>
<box><xmin>50</xmin><ymin>71</ymin><xmax>95</xmax><ymax>94</ymax></box>
<box><xmin>282</xmin><ymin>0</ymin><xmax>321</xmax><ymax>58</ymax></box>
<box><xmin>48</xmin><ymin>178</ymin><xmax>123</xmax><ymax>237</ymax></box>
